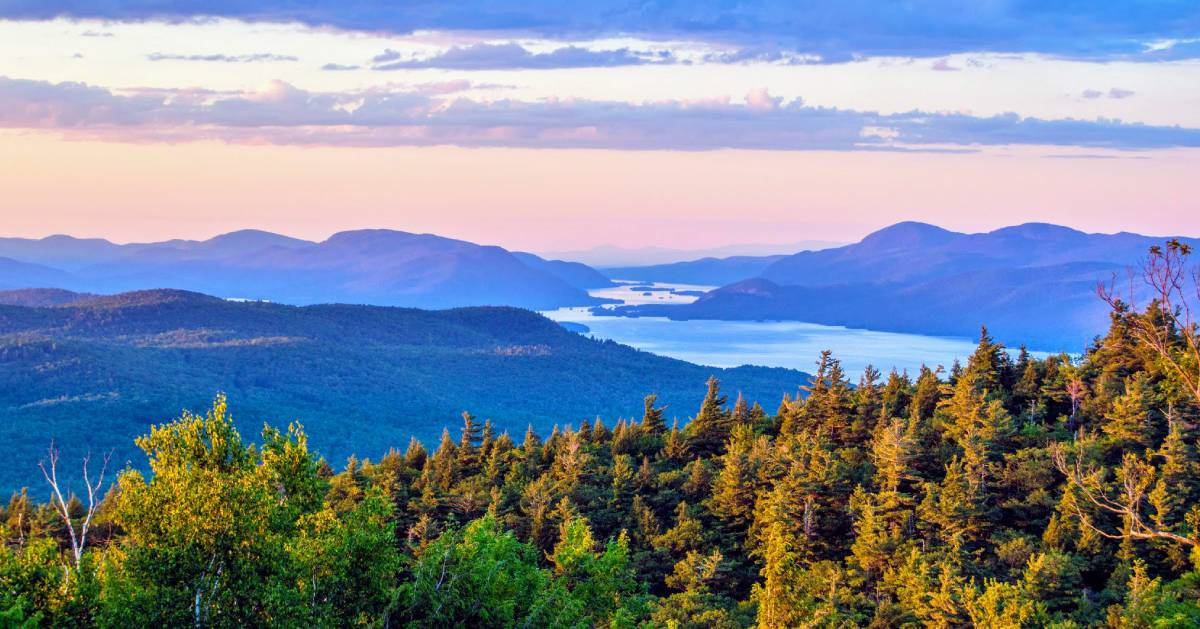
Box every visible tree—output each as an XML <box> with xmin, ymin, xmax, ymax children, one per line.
<box><xmin>105</xmin><ymin>396</ymin><xmax>397</xmax><ymax>627</ymax></box>
<box><xmin>687</xmin><ymin>377</ymin><xmax>732</xmax><ymax>457</ymax></box>
<box><xmin>390</xmin><ymin>514</ymin><xmax>545</xmax><ymax>627</ymax></box>
<box><xmin>37</xmin><ymin>442</ymin><xmax>111</xmax><ymax>572</ymax></box>
<box><xmin>1053</xmin><ymin>444</ymin><xmax>1197</xmax><ymax>551</ymax></box>
<box><xmin>1100</xmin><ymin>239</ymin><xmax>1200</xmax><ymax>406</ymax></box>
<box><xmin>641</xmin><ymin>394</ymin><xmax>667</xmax><ymax>436</ymax></box>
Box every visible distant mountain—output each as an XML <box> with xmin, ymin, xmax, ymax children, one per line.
<box><xmin>601</xmin><ymin>222</ymin><xmax>1197</xmax><ymax>351</ymax></box>
<box><xmin>511</xmin><ymin>252</ymin><xmax>616</xmax><ymax>290</ymax></box>
<box><xmin>540</xmin><ymin>240</ymin><xmax>843</xmax><ymax>267</ymax></box>
<box><xmin>603</xmin><ymin>254</ymin><xmax>787</xmax><ymax>285</ymax></box>
<box><xmin>0</xmin><ymin>229</ymin><xmax>614</xmax><ymax>310</ymax></box>
<box><xmin>0</xmin><ymin>289</ymin><xmax>809</xmax><ymax>492</ymax></box>
<box><xmin>0</xmin><ymin>287</ymin><xmax>94</xmax><ymax>307</ymax></box>
<box><xmin>759</xmin><ymin>221</ymin><xmax>1168</xmax><ymax>287</ymax></box>
<box><xmin>0</xmin><ymin>230</ymin><xmax>311</xmax><ymax>270</ymax></box>
<box><xmin>0</xmin><ymin>257</ymin><xmax>76</xmax><ymax>290</ymax></box>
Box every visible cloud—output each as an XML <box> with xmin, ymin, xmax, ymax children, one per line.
<box><xmin>147</xmin><ymin>52</ymin><xmax>298</xmax><ymax>63</ymax></box>
<box><xmin>930</xmin><ymin>59</ymin><xmax>960</xmax><ymax>71</ymax></box>
<box><xmin>744</xmin><ymin>87</ymin><xmax>782</xmax><ymax>111</ymax></box>
<box><xmin>80</xmin><ymin>30</ymin><xmax>113</xmax><ymax>37</ymax></box>
<box><xmin>410</xmin><ymin>80</ymin><xmax>477</xmax><ymax>95</ymax></box>
<box><xmin>372</xmin><ymin>42</ymin><xmax>671</xmax><ymax>70</ymax></box>
<box><xmin>5</xmin><ymin>1</ymin><xmax>1199</xmax><ymax>61</ymax></box>
<box><xmin>371</xmin><ymin>49</ymin><xmax>403</xmax><ymax>63</ymax></box>
<box><xmin>701</xmin><ymin>48</ymin><xmax>821</xmax><ymax>65</ymax></box>
<box><xmin>1081</xmin><ymin>88</ymin><xmax>1136</xmax><ymax>99</ymax></box>
<box><xmin>320</xmin><ymin>63</ymin><xmax>359</xmax><ymax>71</ymax></box>
<box><xmin>1</xmin><ymin>76</ymin><xmax>1197</xmax><ymax>152</ymax></box>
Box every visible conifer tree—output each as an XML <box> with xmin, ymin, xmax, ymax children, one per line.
<box><xmin>687</xmin><ymin>377</ymin><xmax>733</xmax><ymax>457</ymax></box>
<box><xmin>642</xmin><ymin>394</ymin><xmax>667</xmax><ymax>435</ymax></box>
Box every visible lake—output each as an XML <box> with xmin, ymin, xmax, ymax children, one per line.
<box><xmin>542</xmin><ymin>281</ymin><xmax>1013</xmax><ymax>380</ymax></box>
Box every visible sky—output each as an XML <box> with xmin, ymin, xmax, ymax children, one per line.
<box><xmin>0</xmin><ymin>2</ymin><xmax>1198</xmax><ymax>251</ymax></box>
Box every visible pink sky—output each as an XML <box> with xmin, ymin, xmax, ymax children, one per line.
<box><xmin>2</xmin><ymin>17</ymin><xmax>1200</xmax><ymax>250</ymax></box>
<box><xmin>2</xmin><ymin>131</ymin><xmax>1197</xmax><ymax>250</ymax></box>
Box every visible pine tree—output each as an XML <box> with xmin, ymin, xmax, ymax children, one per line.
<box><xmin>687</xmin><ymin>377</ymin><xmax>733</xmax><ymax>457</ymax></box>
<box><xmin>642</xmin><ymin>394</ymin><xmax>667</xmax><ymax>435</ymax></box>
<box><xmin>459</xmin><ymin>411</ymin><xmax>483</xmax><ymax>476</ymax></box>
<box><xmin>662</xmin><ymin>418</ymin><xmax>690</xmax><ymax>462</ymax></box>
<box><xmin>731</xmin><ymin>393</ymin><xmax>750</xmax><ymax>427</ymax></box>
<box><xmin>1102</xmin><ymin>373</ymin><xmax>1160</xmax><ymax>453</ymax></box>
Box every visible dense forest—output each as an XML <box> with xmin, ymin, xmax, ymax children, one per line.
<box><xmin>0</xmin><ymin>290</ymin><xmax>805</xmax><ymax>492</ymax></box>
<box><xmin>3</xmin><ymin>241</ymin><xmax>1200</xmax><ymax>627</ymax></box>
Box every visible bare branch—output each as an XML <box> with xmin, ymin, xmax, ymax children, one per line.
<box><xmin>1053</xmin><ymin>444</ymin><xmax>1196</xmax><ymax>549</ymax></box>
<box><xmin>38</xmin><ymin>442</ymin><xmax>113</xmax><ymax>571</ymax></box>
<box><xmin>1099</xmin><ymin>241</ymin><xmax>1200</xmax><ymax>405</ymax></box>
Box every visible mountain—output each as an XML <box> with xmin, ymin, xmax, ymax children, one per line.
<box><xmin>603</xmin><ymin>254</ymin><xmax>787</xmax><ymax>285</ymax></box>
<box><xmin>540</xmin><ymin>240</ymin><xmax>843</xmax><ymax>267</ymax></box>
<box><xmin>0</xmin><ymin>289</ymin><xmax>809</xmax><ymax>492</ymax></box>
<box><xmin>758</xmin><ymin>221</ymin><xmax>1169</xmax><ymax>287</ymax></box>
<box><xmin>0</xmin><ymin>257</ymin><xmax>76</xmax><ymax>290</ymax></box>
<box><xmin>511</xmin><ymin>252</ymin><xmax>616</xmax><ymax>290</ymax></box>
<box><xmin>0</xmin><ymin>235</ymin><xmax>131</xmax><ymax>270</ymax></box>
<box><xmin>601</xmin><ymin>222</ymin><xmax>1197</xmax><ymax>351</ymax></box>
<box><xmin>0</xmin><ymin>229</ymin><xmax>614</xmax><ymax>310</ymax></box>
<box><xmin>0</xmin><ymin>230</ymin><xmax>311</xmax><ymax>270</ymax></box>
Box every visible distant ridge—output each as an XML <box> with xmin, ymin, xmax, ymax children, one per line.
<box><xmin>601</xmin><ymin>221</ymin><xmax>1199</xmax><ymax>350</ymax></box>
<box><xmin>0</xmin><ymin>287</ymin><xmax>93</xmax><ymax>307</ymax></box>
<box><xmin>0</xmin><ymin>229</ymin><xmax>616</xmax><ymax>310</ymax></box>
<box><xmin>603</xmin><ymin>255</ymin><xmax>787</xmax><ymax>286</ymax></box>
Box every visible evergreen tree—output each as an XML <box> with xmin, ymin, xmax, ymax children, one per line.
<box><xmin>687</xmin><ymin>377</ymin><xmax>733</xmax><ymax>457</ymax></box>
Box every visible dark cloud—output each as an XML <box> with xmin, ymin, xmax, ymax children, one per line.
<box><xmin>373</xmin><ymin>43</ymin><xmax>671</xmax><ymax>70</ymax></box>
<box><xmin>0</xmin><ymin>76</ymin><xmax>1196</xmax><ymax>152</ymax></box>
<box><xmin>147</xmin><ymin>52</ymin><xmax>298</xmax><ymax>63</ymax></box>
<box><xmin>371</xmin><ymin>49</ymin><xmax>403</xmax><ymax>63</ymax></box>
<box><xmin>700</xmin><ymin>48</ymin><xmax>818</xmax><ymax>65</ymax></box>
<box><xmin>6</xmin><ymin>1</ymin><xmax>1198</xmax><ymax>61</ymax></box>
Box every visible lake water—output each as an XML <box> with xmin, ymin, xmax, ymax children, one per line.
<box><xmin>542</xmin><ymin>281</ymin><xmax>999</xmax><ymax>380</ymax></box>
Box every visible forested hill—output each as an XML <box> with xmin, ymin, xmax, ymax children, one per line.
<box><xmin>0</xmin><ymin>288</ymin><xmax>806</xmax><ymax>492</ymax></box>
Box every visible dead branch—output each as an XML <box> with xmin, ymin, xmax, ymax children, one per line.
<box><xmin>38</xmin><ymin>442</ymin><xmax>113</xmax><ymax>570</ymax></box>
<box><xmin>1098</xmin><ymin>240</ymin><xmax>1200</xmax><ymax>405</ymax></box>
<box><xmin>1053</xmin><ymin>444</ymin><xmax>1195</xmax><ymax>548</ymax></box>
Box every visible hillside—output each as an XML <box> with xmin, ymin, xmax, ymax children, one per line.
<box><xmin>0</xmin><ymin>289</ymin><xmax>808</xmax><ymax>492</ymax></box>
<box><xmin>603</xmin><ymin>222</ymin><xmax>1196</xmax><ymax>350</ymax></box>
<box><xmin>0</xmin><ymin>229</ymin><xmax>613</xmax><ymax>310</ymax></box>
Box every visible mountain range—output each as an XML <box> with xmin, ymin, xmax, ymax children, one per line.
<box><xmin>539</xmin><ymin>240</ymin><xmax>842</xmax><ymax>267</ymax></box>
<box><xmin>600</xmin><ymin>222</ymin><xmax>1197</xmax><ymax>351</ymax></box>
<box><xmin>0</xmin><ymin>288</ymin><xmax>807</xmax><ymax>492</ymax></box>
<box><xmin>0</xmin><ymin>229</ymin><xmax>615</xmax><ymax>310</ymax></box>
